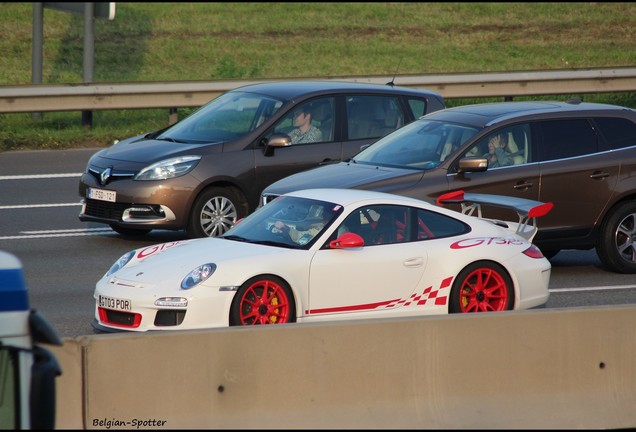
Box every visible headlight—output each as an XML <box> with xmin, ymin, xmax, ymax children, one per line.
<box><xmin>181</xmin><ymin>263</ymin><xmax>217</xmax><ymax>289</ymax></box>
<box><xmin>135</xmin><ymin>156</ymin><xmax>201</xmax><ymax>181</ymax></box>
<box><xmin>106</xmin><ymin>251</ymin><xmax>135</xmax><ymax>276</ymax></box>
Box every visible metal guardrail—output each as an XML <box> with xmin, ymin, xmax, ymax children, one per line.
<box><xmin>1</xmin><ymin>67</ymin><xmax>635</xmax><ymax>115</ymax></box>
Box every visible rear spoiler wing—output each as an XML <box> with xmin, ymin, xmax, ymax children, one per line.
<box><xmin>436</xmin><ymin>190</ymin><xmax>553</xmax><ymax>241</ymax></box>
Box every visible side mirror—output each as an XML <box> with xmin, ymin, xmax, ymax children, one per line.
<box><xmin>457</xmin><ymin>157</ymin><xmax>488</xmax><ymax>173</ymax></box>
<box><xmin>263</xmin><ymin>133</ymin><xmax>292</xmax><ymax>157</ymax></box>
<box><xmin>329</xmin><ymin>232</ymin><xmax>364</xmax><ymax>249</ymax></box>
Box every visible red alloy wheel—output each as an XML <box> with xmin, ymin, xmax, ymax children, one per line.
<box><xmin>231</xmin><ymin>276</ymin><xmax>295</xmax><ymax>325</ymax></box>
<box><xmin>450</xmin><ymin>262</ymin><xmax>514</xmax><ymax>313</ymax></box>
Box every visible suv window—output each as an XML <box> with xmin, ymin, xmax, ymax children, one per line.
<box><xmin>594</xmin><ymin>117</ymin><xmax>636</xmax><ymax>150</ymax></box>
<box><xmin>464</xmin><ymin>124</ymin><xmax>531</xmax><ymax>167</ymax></box>
<box><xmin>537</xmin><ymin>118</ymin><xmax>598</xmax><ymax>161</ymax></box>
<box><xmin>346</xmin><ymin>95</ymin><xmax>405</xmax><ymax>140</ymax></box>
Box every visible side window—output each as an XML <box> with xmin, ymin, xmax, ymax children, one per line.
<box><xmin>463</xmin><ymin>124</ymin><xmax>531</xmax><ymax>167</ymax></box>
<box><xmin>407</xmin><ymin>98</ymin><xmax>427</xmax><ymax>118</ymax></box>
<box><xmin>594</xmin><ymin>117</ymin><xmax>636</xmax><ymax>150</ymax></box>
<box><xmin>267</xmin><ymin>98</ymin><xmax>334</xmax><ymax>145</ymax></box>
<box><xmin>537</xmin><ymin>119</ymin><xmax>598</xmax><ymax>161</ymax></box>
<box><xmin>308</xmin><ymin>97</ymin><xmax>335</xmax><ymax>142</ymax></box>
<box><xmin>336</xmin><ymin>205</ymin><xmax>469</xmax><ymax>245</ymax></box>
<box><xmin>346</xmin><ymin>95</ymin><xmax>405</xmax><ymax>140</ymax></box>
<box><xmin>337</xmin><ymin>205</ymin><xmax>409</xmax><ymax>246</ymax></box>
<box><xmin>416</xmin><ymin>209</ymin><xmax>471</xmax><ymax>239</ymax></box>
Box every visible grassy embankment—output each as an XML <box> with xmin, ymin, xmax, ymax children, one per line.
<box><xmin>1</xmin><ymin>2</ymin><xmax>635</xmax><ymax>151</ymax></box>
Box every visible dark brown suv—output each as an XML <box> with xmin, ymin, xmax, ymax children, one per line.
<box><xmin>78</xmin><ymin>81</ymin><xmax>444</xmax><ymax>238</ymax></box>
<box><xmin>262</xmin><ymin>100</ymin><xmax>636</xmax><ymax>273</ymax></box>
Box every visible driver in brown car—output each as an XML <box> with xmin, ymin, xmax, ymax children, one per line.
<box><xmin>288</xmin><ymin>105</ymin><xmax>323</xmax><ymax>144</ymax></box>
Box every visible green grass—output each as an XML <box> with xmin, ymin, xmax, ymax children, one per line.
<box><xmin>1</xmin><ymin>2</ymin><xmax>636</xmax><ymax>151</ymax></box>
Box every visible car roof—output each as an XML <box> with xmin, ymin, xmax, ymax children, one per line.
<box><xmin>423</xmin><ymin>100</ymin><xmax>635</xmax><ymax>128</ymax></box>
<box><xmin>230</xmin><ymin>80</ymin><xmax>443</xmax><ymax>101</ymax></box>
<box><xmin>285</xmin><ymin>188</ymin><xmax>429</xmax><ymax>208</ymax></box>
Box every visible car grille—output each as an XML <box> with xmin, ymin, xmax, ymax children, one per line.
<box><xmin>98</xmin><ymin>307</ymin><xmax>141</xmax><ymax>328</ymax></box>
<box><xmin>98</xmin><ymin>308</ymin><xmax>186</xmax><ymax>329</ymax></box>
<box><xmin>154</xmin><ymin>310</ymin><xmax>187</xmax><ymax>327</ymax></box>
<box><xmin>89</xmin><ymin>166</ymin><xmax>135</xmax><ymax>184</ymax></box>
<box><xmin>84</xmin><ymin>199</ymin><xmax>129</xmax><ymax>220</ymax></box>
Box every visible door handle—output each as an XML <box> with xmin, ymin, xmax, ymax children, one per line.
<box><xmin>589</xmin><ymin>171</ymin><xmax>610</xmax><ymax>180</ymax></box>
<box><xmin>403</xmin><ymin>257</ymin><xmax>424</xmax><ymax>268</ymax></box>
<box><xmin>513</xmin><ymin>181</ymin><xmax>534</xmax><ymax>190</ymax></box>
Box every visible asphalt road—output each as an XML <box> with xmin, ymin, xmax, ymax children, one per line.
<box><xmin>2</xmin><ymin>147</ymin><xmax>636</xmax><ymax>338</ymax></box>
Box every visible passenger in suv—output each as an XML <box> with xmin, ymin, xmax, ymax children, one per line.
<box><xmin>78</xmin><ymin>81</ymin><xmax>445</xmax><ymax>238</ymax></box>
<box><xmin>261</xmin><ymin>100</ymin><xmax>636</xmax><ymax>274</ymax></box>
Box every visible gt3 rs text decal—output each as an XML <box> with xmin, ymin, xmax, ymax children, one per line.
<box><xmin>450</xmin><ymin>237</ymin><xmax>523</xmax><ymax>249</ymax></box>
<box><xmin>136</xmin><ymin>241</ymin><xmax>183</xmax><ymax>259</ymax></box>
<box><xmin>305</xmin><ymin>276</ymin><xmax>452</xmax><ymax>315</ymax></box>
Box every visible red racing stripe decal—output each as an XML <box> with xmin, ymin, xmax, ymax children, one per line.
<box><xmin>305</xmin><ymin>276</ymin><xmax>453</xmax><ymax>315</ymax></box>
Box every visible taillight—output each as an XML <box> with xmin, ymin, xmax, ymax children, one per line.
<box><xmin>522</xmin><ymin>244</ymin><xmax>545</xmax><ymax>259</ymax></box>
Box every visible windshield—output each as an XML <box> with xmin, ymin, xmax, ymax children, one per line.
<box><xmin>157</xmin><ymin>91</ymin><xmax>284</xmax><ymax>144</ymax></box>
<box><xmin>352</xmin><ymin>119</ymin><xmax>479</xmax><ymax>170</ymax></box>
<box><xmin>222</xmin><ymin>195</ymin><xmax>344</xmax><ymax>249</ymax></box>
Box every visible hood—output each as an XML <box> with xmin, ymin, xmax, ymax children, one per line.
<box><xmin>111</xmin><ymin>238</ymin><xmax>286</xmax><ymax>285</ymax></box>
<box><xmin>96</xmin><ymin>135</ymin><xmax>217</xmax><ymax>164</ymax></box>
<box><xmin>263</xmin><ymin>161</ymin><xmax>425</xmax><ymax>196</ymax></box>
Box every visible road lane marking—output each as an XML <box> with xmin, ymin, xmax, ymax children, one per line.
<box><xmin>0</xmin><ymin>228</ymin><xmax>114</xmax><ymax>240</ymax></box>
<box><xmin>549</xmin><ymin>285</ymin><xmax>636</xmax><ymax>292</ymax></box>
<box><xmin>20</xmin><ymin>228</ymin><xmax>112</xmax><ymax>234</ymax></box>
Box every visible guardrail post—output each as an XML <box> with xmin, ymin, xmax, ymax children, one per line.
<box><xmin>169</xmin><ymin>108</ymin><xmax>178</xmax><ymax>125</ymax></box>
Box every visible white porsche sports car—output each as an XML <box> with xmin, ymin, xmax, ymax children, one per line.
<box><xmin>92</xmin><ymin>188</ymin><xmax>553</xmax><ymax>332</ymax></box>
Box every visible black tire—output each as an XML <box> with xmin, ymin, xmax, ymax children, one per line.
<box><xmin>596</xmin><ymin>201</ymin><xmax>636</xmax><ymax>274</ymax></box>
<box><xmin>449</xmin><ymin>261</ymin><xmax>515</xmax><ymax>313</ymax></box>
<box><xmin>109</xmin><ymin>224</ymin><xmax>152</xmax><ymax>236</ymax></box>
<box><xmin>229</xmin><ymin>275</ymin><xmax>296</xmax><ymax>326</ymax></box>
<box><xmin>187</xmin><ymin>186</ymin><xmax>247</xmax><ymax>238</ymax></box>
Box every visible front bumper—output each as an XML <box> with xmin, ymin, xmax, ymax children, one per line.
<box><xmin>78</xmin><ymin>171</ymin><xmax>195</xmax><ymax>230</ymax></box>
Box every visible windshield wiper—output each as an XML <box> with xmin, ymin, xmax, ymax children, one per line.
<box><xmin>250</xmin><ymin>240</ymin><xmax>299</xmax><ymax>249</ymax></box>
<box><xmin>222</xmin><ymin>235</ymin><xmax>250</xmax><ymax>242</ymax></box>
<box><xmin>156</xmin><ymin>136</ymin><xmax>188</xmax><ymax>143</ymax></box>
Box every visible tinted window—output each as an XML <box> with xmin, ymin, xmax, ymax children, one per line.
<box><xmin>537</xmin><ymin>119</ymin><xmax>598</xmax><ymax>161</ymax></box>
<box><xmin>594</xmin><ymin>117</ymin><xmax>636</xmax><ymax>150</ymax></box>
<box><xmin>335</xmin><ymin>205</ymin><xmax>469</xmax><ymax>245</ymax></box>
<box><xmin>346</xmin><ymin>95</ymin><xmax>405</xmax><ymax>140</ymax></box>
<box><xmin>407</xmin><ymin>98</ymin><xmax>428</xmax><ymax>118</ymax></box>
<box><xmin>416</xmin><ymin>209</ymin><xmax>470</xmax><ymax>239</ymax></box>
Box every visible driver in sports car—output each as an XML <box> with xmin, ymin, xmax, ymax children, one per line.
<box><xmin>272</xmin><ymin>219</ymin><xmax>325</xmax><ymax>244</ymax></box>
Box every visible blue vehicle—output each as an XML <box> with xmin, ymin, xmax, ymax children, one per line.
<box><xmin>0</xmin><ymin>250</ymin><xmax>62</xmax><ymax>429</ymax></box>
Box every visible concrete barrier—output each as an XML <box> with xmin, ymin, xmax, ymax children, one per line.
<box><xmin>51</xmin><ymin>305</ymin><xmax>636</xmax><ymax>429</ymax></box>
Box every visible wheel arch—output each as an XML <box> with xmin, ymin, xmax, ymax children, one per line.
<box><xmin>229</xmin><ymin>273</ymin><xmax>301</xmax><ymax>323</ymax></box>
<box><xmin>452</xmin><ymin>259</ymin><xmax>518</xmax><ymax>310</ymax></box>
<box><xmin>187</xmin><ymin>180</ymin><xmax>250</xmax><ymax>222</ymax></box>
<box><xmin>596</xmin><ymin>192</ymin><xmax>636</xmax><ymax>233</ymax></box>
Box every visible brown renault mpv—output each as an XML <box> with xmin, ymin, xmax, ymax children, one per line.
<box><xmin>262</xmin><ymin>100</ymin><xmax>636</xmax><ymax>273</ymax></box>
<box><xmin>78</xmin><ymin>81</ymin><xmax>444</xmax><ymax>238</ymax></box>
